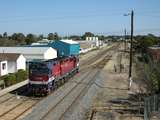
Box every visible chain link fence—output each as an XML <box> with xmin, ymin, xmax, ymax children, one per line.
<box><xmin>144</xmin><ymin>94</ymin><xmax>160</xmax><ymax>120</ymax></box>
<box><xmin>142</xmin><ymin>53</ymin><xmax>160</xmax><ymax>120</ymax></box>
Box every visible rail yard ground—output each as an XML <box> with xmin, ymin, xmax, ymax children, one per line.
<box><xmin>0</xmin><ymin>43</ymin><xmax>146</xmax><ymax>120</ymax></box>
<box><xmin>87</xmin><ymin>44</ymin><xmax>146</xmax><ymax>120</ymax></box>
<box><xmin>0</xmin><ymin>44</ymin><xmax>115</xmax><ymax>120</ymax></box>
<box><xmin>23</xmin><ymin>44</ymin><xmax>117</xmax><ymax>120</ymax></box>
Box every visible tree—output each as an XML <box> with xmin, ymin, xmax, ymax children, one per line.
<box><xmin>11</xmin><ymin>33</ymin><xmax>26</xmax><ymax>45</ymax></box>
<box><xmin>98</xmin><ymin>35</ymin><xmax>105</xmax><ymax>40</ymax></box>
<box><xmin>38</xmin><ymin>34</ymin><xmax>44</xmax><ymax>40</ymax></box>
<box><xmin>47</xmin><ymin>32</ymin><xmax>60</xmax><ymax>40</ymax></box>
<box><xmin>69</xmin><ymin>35</ymin><xmax>81</xmax><ymax>40</ymax></box>
<box><xmin>53</xmin><ymin>32</ymin><xmax>60</xmax><ymax>40</ymax></box>
<box><xmin>135</xmin><ymin>34</ymin><xmax>158</xmax><ymax>53</ymax></box>
<box><xmin>0</xmin><ymin>34</ymin><xmax>2</xmax><ymax>38</ymax></box>
<box><xmin>3</xmin><ymin>32</ymin><xmax>7</xmax><ymax>38</ymax></box>
<box><xmin>84</xmin><ymin>32</ymin><xmax>94</xmax><ymax>37</ymax></box>
<box><xmin>82</xmin><ymin>32</ymin><xmax>94</xmax><ymax>39</ymax></box>
<box><xmin>48</xmin><ymin>33</ymin><xmax>54</xmax><ymax>40</ymax></box>
<box><xmin>25</xmin><ymin>34</ymin><xmax>36</xmax><ymax>45</ymax></box>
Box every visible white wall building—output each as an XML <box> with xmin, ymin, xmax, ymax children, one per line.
<box><xmin>0</xmin><ymin>53</ymin><xmax>26</xmax><ymax>76</ymax></box>
<box><xmin>86</xmin><ymin>37</ymin><xmax>98</xmax><ymax>41</ymax></box>
<box><xmin>0</xmin><ymin>60</ymin><xmax>8</xmax><ymax>76</ymax></box>
<box><xmin>86</xmin><ymin>37</ymin><xmax>103</xmax><ymax>47</ymax></box>
<box><xmin>0</xmin><ymin>47</ymin><xmax>57</xmax><ymax>61</ymax></box>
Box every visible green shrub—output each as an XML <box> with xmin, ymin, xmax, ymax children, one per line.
<box><xmin>16</xmin><ymin>69</ymin><xmax>28</xmax><ymax>82</ymax></box>
<box><xmin>1</xmin><ymin>70</ymin><xmax>28</xmax><ymax>87</ymax></box>
<box><xmin>3</xmin><ymin>73</ymin><xmax>16</xmax><ymax>86</ymax></box>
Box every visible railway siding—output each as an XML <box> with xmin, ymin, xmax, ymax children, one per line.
<box><xmin>23</xmin><ymin>45</ymin><xmax>116</xmax><ymax>120</ymax></box>
<box><xmin>23</xmin><ymin>70</ymin><xmax>91</xmax><ymax>120</ymax></box>
<box><xmin>60</xmin><ymin>55</ymin><xmax>113</xmax><ymax>120</ymax></box>
<box><xmin>0</xmin><ymin>44</ymin><xmax>117</xmax><ymax>120</ymax></box>
<box><xmin>42</xmin><ymin>70</ymin><xmax>99</xmax><ymax>120</ymax></box>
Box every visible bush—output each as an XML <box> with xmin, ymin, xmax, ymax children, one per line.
<box><xmin>16</xmin><ymin>69</ymin><xmax>28</xmax><ymax>82</ymax></box>
<box><xmin>1</xmin><ymin>70</ymin><xmax>28</xmax><ymax>87</ymax></box>
<box><xmin>2</xmin><ymin>73</ymin><xmax>16</xmax><ymax>87</ymax></box>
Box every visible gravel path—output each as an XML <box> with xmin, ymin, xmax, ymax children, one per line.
<box><xmin>88</xmin><ymin>44</ymin><xmax>144</xmax><ymax>120</ymax></box>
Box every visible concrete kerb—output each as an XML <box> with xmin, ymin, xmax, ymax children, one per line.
<box><xmin>0</xmin><ymin>80</ymin><xmax>29</xmax><ymax>97</ymax></box>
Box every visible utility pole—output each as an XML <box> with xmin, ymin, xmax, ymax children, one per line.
<box><xmin>128</xmin><ymin>10</ymin><xmax>134</xmax><ymax>90</ymax></box>
<box><xmin>124</xmin><ymin>29</ymin><xmax>126</xmax><ymax>51</ymax></box>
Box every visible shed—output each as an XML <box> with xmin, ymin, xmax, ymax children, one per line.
<box><xmin>148</xmin><ymin>47</ymin><xmax>160</xmax><ymax>61</ymax></box>
<box><xmin>0</xmin><ymin>53</ymin><xmax>26</xmax><ymax>74</ymax></box>
<box><xmin>49</xmin><ymin>40</ymin><xmax>80</xmax><ymax>56</ymax></box>
<box><xmin>0</xmin><ymin>47</ymin><xmax>57</xmax><ymax>61</ymax></box>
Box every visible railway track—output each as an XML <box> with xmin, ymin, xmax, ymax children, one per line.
<box><xmin>0</xmin><ymin>91</ymin><xmax>42</xmax><ymax>120</ymax></box>
<box><xmin>0</xmin><ymin>81</ymin><xmax>45</xmax><ymax>120</ymax></box>
<box><xmin>80</xmin><ymin>43</ymin><xmax>118</xmax><ymax>67</ymax></box>
<box><xmin>87</xmin><ymin>44</ymin><xmax>145</xmax><ymax>120</ymax></box>
<box><xmin>79</xmin><ymin>44</ymin><xmax>119</xmax><ymax>72</ymax></box>
<box><xmin>23</xmin><ymin>44</ymin><xmax>117</xmax><ymax>120</ymax></box>
<box><xmin>59</xmin><ymin>55</ymin><xmax>113</xmax><ymax>120</ymax></box>
<box><xmin>37</xmin><ymin>53</ymin><xmax>113</xmax><ymax>120</ymax></box>
<box><xmin>0</xmin><ymin>85</ymin><xmax>30</xmax><ymax>106</ymax></box>
<box><xmin>0</xmin><ymin>44</ymin><xmax>118</xmax><ymax>120</ymax></box>
<box><xmin>40</xmin><ymin>69</ymin><xmax>98</xmax><ymax>120</ymax></box>
<box><xmin>0</xmin><ymin>94</ymin><xmax>15</xmax><ymax>104</ymax></box>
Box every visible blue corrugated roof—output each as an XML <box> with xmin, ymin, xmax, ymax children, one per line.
<box><xmin>23</xmin><ymin>40</ymin><xmax>80</xmax><ymax>56</ymax></box>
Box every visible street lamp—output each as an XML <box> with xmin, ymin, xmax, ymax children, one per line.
<box><xmin>124</xmin><ymin>10</ymin><xmax>134</xmax><ymax>90</ymax></box>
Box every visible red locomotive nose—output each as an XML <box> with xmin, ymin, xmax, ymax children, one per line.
<box><xmin>42</xmin><ymin>75</ymin><xmax>49</xmax><ymax>81</ymax></box>
<box><xmin>30</xmin><ymin>75</ymin><xmax>49</xmax><ymax>82</ymax></box>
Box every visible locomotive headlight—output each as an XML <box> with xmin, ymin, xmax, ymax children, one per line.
<box><xmin>77</xmin><ymin>62</ymin><xmax>79</xmax><ymax>66</ymax></box>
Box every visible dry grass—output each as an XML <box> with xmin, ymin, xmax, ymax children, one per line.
<box><xmin>87</xmin><ymin>44</ymin><xmax>145</xmax><ymax>120</ymax></box>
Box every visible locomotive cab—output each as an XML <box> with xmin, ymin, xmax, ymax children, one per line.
<box><xmin>29</xmin><ymin>61</ymin><xmax>53</xmax><ymax>94</ymax></box>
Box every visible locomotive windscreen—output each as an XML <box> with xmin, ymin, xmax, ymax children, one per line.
<box><xmin>29</xmin><ymin>62</ymin><xmax>49</xmax><ymax>74</ymax></box>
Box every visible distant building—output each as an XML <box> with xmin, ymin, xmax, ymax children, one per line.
<box><xmin>86</xmin><ymin>37</ymin><xmax>98</xmax><ymax>41</ymax></box>
<box><xmin>86</xmin><ymin>37</ymin><xmax>103</xmax><ymax>47</ymax></box>
<box><xmin>0</xmin><ymin>47</ymin><xmax>57</xmax><ymax>61</ymax></box>
<box><xmin>24</xmin><ymin>39</ymin><xmax>80</xmax><ymax>57</ymax></box>
<box><xmin>0</xmin><ymin>53</ymin><xmax>26</xmax><ymax>76</ymax></box>
<box><xmin>49</xmin><ymin>40</ymin><xmax>80</xmax><ymax>56</ymax></box>
<box><xmin>75</xmin><ymin>40</ymin><xmax>95</xmax><ymax>49</ymax></box>
<box><xmin>31</xmin><ymin>39</ymin><xmax>53</xmax><ymax>46</ymax></box>
<box><xmin>148</xmin><ymin>46</ymin><xmax>160</xmax><ymax>61</ymax></box>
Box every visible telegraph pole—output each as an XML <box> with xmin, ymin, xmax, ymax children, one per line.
<box><xmin>128</xmin><ymin>10</ymin><xmax>134</xmax><ymax>90</ymax></box>
<box><xmin>124</xmin><ymin>29</ymin><xmax>126</xmax><ymax>51</ymax></box>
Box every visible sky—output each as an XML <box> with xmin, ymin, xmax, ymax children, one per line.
<box><xmin>0</xmin><ymin>0</ymin><xmax>160</xmax><ymax>36</ymax></box>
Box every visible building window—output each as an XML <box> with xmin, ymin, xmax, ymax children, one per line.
<box><xmin>2</xmin><ymin>63</ymin><xmax>6</xmax><ymax>70</ymax></box>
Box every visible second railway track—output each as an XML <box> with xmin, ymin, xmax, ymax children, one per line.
<box><xmin>0</xmin><ymin>44</ymin><xmax>118</xmax><ymax>120</ymax></box>
<box><xmin>25</xmin><ymin>49</ymin><xmax>114</xmax><ymax>120</ymax></box>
